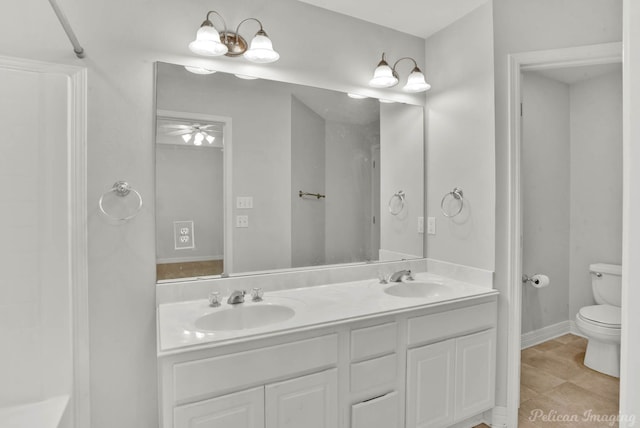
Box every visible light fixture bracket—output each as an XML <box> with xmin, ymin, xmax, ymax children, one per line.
<box><xmin>219</xmin><ymin>31</ymin><xmax>248</xmax><ymax>57</ymax></box>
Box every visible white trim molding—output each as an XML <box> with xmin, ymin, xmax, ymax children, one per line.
<box><xmin>521</xmin><ymin>321</ymin><xmax>572</xmax><ymax>349</ymax></box>
<box><xmin>490</xmin><ymin>406</ymin><xmax>508</xmax><ymax>428</ymax></box>
<box><xmin>505</xmin><ymin>42</ymin><xmax>622</xmax><ymax>428</ymax></box>
<box><xmin>0</xmin><ymin>54</ymin><xmax>89</xmax><ymax>428</ymax></box>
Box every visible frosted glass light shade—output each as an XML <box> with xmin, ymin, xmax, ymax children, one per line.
<box><xmin>184</xmin><ymin>66</ymin><xmax>217</xmax><ymax>75</ymax></box>
<box><xmin>403</xmin><ymin>68</ymin><xmax>431</xmax><ymax>92</ymax></box>
<box><xmin>243</xmin><ymin>33</ymin><xmax>279</xmax><ymax>63</ymax></box>
<box><xmin>369</xmin><ymin>63</ymin><xmax>398</xmax><ymax>88</ymax></box>
<box><xmin>189</xmin><ymin>25</ymin><xmax>228</xmax><ymax>56</ymax></box>
<box><xmin>193</xmin><ymin>132</ymin><xmax>205</xmax><ymax>146</ymax></box>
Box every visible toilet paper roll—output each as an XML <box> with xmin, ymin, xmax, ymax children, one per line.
<box><xmin>530</xmin><ymin>274</ymin><xmax>550</xmax><ymax>288</ymax></box>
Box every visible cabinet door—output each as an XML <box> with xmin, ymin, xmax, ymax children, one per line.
<box><xmin>265</xmin><ymin>369</ymin><xmax>338</xmax><ymax>428</ymax></box>
<box><xmin>455</xmin><ymin>329</ymin><xmax>496</xmax><ymax>421</ymax></box>
<box><xmin>174</xmin><ymin>387</ymin><xmax>264</xmax><ymax>428</ymax></box>
<box><xmin>406</xmin><ymin>339</ymin><xmax>455</xmax><ymax>428</ymax></box>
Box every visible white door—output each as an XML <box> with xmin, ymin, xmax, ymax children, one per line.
<box><xmin>406</xmin><ymin>339</ymin><xmax>455</xmax><ymax>428</ymax></box>
<box><xmin>173</xmin><ymin>387</ymin><xmax>265</xmax><ymax>428</ymax></box>
<box><xmin>454</xmin><ymin>329</ymin><xmax>496</xmax><ymax>420</ymax></box>
<box><xmin>265</xmin><ymin>369</ymin><xmax>338</xmax><ymax>428</ymax></box>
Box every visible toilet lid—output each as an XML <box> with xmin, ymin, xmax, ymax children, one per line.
<box><xmin>579</xmin><ymin>305</ymin><xmax>621</xmax><ymax>327</ymax></box>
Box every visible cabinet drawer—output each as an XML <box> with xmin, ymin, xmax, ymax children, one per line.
<box><xmin>407</xmin><ymin>301</ymin><xmax>497</xmax><ymax>346</ymax></box>
<box><xmin>174</xmin><ymin>386</ymin><xmax>264</xmax><ymax>428</ymax></box>
<box><xmin>350</xmin><ymin>354</ymin><xmax>397</xmax><ymax>394</ymax></box>
<box><xmin>352</xmin><ymin>391</ymin><xmax>399</xmax><ymax>428</ymax></box>
<box><xmin>351</xmin><ymin>322</ymin><xmax>396</xmax><ymax>361</ymax></box>
<box><xmin>173</xmin><ymin>334</ymin><xmax>338</xmax><ymax>404</ymax></box>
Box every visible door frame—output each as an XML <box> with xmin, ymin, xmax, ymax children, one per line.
<box><xmin>0</xmin><ymin>55</ymin><xmax>89</xmax><ymax>427</ymax></box>
<box><xmin>504</xmin><ymin>42</ymin><xmax>622</xmax><ymax>427</ymax></box>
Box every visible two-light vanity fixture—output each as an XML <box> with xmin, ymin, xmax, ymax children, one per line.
<box><xmin>369</xmin><ymin>53</ymin><xmax>431</xmax><ymax>93</ymax></box>
<box><xmin>189</xmin><ymin>10</ymin><xmax>280</xmax><ymax>64</ymax></box>
<box><xmin>188</xmin><ymin>12</ymin><xmax>430</xmax><ymax>93</ymax></box>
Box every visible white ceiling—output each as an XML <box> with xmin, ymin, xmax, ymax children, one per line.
<box><xmin>297</xmin><ymin>0</ymin><xmax>488</xmax><ymax>39</ymax></box>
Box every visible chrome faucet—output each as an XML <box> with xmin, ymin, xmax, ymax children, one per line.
<box><xmin>227</xmin><ymin>290</ymin><xmax>246</xmax><ymax>304</ymax></box>
<box><xmin>389</xmin><ymin>269</ymin><xmax>413</xmax><ymax>283</ymax></box>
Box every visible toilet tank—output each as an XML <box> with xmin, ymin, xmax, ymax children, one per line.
<box><xmin>590</xmin><ymin>263</ymin><xmax>622</xmax><ymax>306</ymax></box>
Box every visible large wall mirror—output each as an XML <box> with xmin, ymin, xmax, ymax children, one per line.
<box><xmin>155</xmin><ymin>62</ymin><xmax>424</xmax><ymax>282</ymax></box>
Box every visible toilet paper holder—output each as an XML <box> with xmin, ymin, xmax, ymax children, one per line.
<box><xmin>522</xmin><ymin>274</ymin><xmax>543</xmax><ymax>285</ymax></box>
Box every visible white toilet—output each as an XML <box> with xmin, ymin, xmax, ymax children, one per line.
<box><xmin>575</xmin><ymin>263</ymin><xmax>621</xmax><ymax>378</ymax></box>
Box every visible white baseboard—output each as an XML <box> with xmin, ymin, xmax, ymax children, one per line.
<box><xmin>569</xmin><ymin>320</ymin><xmax>587</xmax><ymax>338</ymax></box>
<box><xmin>157</xmin><ymin>255</ymin><xmax>223</xmax><ymax>264</ymax></box>
<box><xmin>490</xmin><ymin>406</ymin><xmax>508</xmax><ymax>428</ymax></box>
<box><xmin>521</xmin><ymin>320</ymin><xmax>572</xmax><ymax>349</ymax></box>
<box><xmin>447</xmin><ymin>413</ymin><xmax>485</xmax><ymax>428</ymax></box>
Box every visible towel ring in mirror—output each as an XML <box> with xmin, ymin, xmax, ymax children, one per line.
<box><xmin>388</xmin><ymin>190</ymin><xmax>405</xmax><ymax>216</ymax></box>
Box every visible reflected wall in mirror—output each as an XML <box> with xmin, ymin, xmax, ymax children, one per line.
<box><xmin>155</xmin><ymin>62</ymin><xmax>424</xmax><ymax>281</ymax></box>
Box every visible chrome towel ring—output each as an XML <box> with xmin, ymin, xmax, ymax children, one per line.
<box><xmin>388</xmin><ymin>190</ymin><xmax>406</xmax><ymax>216</ymax></box>
<box><xmin>98</xmin><ymin>181</ymin><xmax>143</xmax><ymax>222</ymax></box>
<box><xmin>440</xmin><ymin>187</ymin><xmax>464</xmax><ymax>218</ymax></box>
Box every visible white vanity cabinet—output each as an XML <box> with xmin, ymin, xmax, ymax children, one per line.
<box><xmin>265</xmin><ymin>369</ymin><xmax>338</xmax><ymax>428</ymax></box>
<box><xmin>172</xmin><ymin>369</ymin><xmax>338</xmax><ymax>428</ymax></box>
<box><xmin>405</xmin><ymin>302</ymin><xmax>497</xmax><ymax>428</ymax></box>
<box><xmin>161</xmin><ymin>334</ymin><xmax>339</xmax><ymax>428</ymax></box>
<box><xmin>159</xmin><ymin>295</ymin><xmax>498</xmax><ymax>428</ymax></box>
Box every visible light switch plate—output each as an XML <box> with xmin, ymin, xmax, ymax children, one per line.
<box><xmin>236</xmin><ymin>196</ymin><xmax>253</xmax><ymax>209</ymax></box>
<box><xmin>427</xmin><ymin>217</ymin><xmax>436</xmax><ymax>235</ymax></box>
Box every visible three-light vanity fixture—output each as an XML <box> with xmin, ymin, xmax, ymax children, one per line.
<box><xmin>369</xmin><ymin>53</ymin><xmax>431</xmax><ymax>93</ymax></box>
<box><xmin>189</xmin><ymin>10</ymin><xmax>280</xmax><ymax>64</ymax></box>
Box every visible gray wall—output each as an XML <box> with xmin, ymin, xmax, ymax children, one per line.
<box><xmin>569</xmin><ymin>71</ymin><xmax>623</xmax><ymax>318</ymax></box>
<box><xmin>292</xmin><ymin>96</ymin><xmax>326</xmax><ymax>267</ymax></box>
<box><xmin>424</xmin><ymin>3</ymin><xmax>496</xmax><ymax>270</ymax></box>
<box><xmin>325</xmin><ymin>120</ymin><xmax>379</xmax><ymax>264</ymax></box>
<box><xmin>380</xmin><ymin>103</ymin><xmax>425</xmax><ymax>258</ymax></box>
<box><xmin>156</xmin><ymin>144</ymin><xmax>224</xmax><ymax>262</ymax></box>
<box><xmin>521</xmin><ymin>72</ymin><xmax>571</xmax><ymax>334</ymax></box>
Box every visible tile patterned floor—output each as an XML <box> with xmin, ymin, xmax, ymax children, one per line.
<box><xmin>518</xmin><ymin>334</ymin><xmax>620</xmax><ymax>427</ymax></box>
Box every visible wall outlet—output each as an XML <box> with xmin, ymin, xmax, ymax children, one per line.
<box><xmin>236</xmin><ymin>215</ymin><xmax>249</xmax><ymax>228</ymax></box>
<box><xmin>427</xmin><ymin>217</ymin><xmax>436</xmax><ymax>235</ymax></box>
<box><xmin>236</xmin><ymin>196</ymin><xmax>253</xmax><ymax>209</ymax></box>
<box><xmin>417</xmin><ymin>216</ymin><xmax>424</xmax><ymax>234</ymax></box>
<box><xmin>174</xmin><ymin>220</ymin><xmax>195</xmax><ymax>249</ymax></box>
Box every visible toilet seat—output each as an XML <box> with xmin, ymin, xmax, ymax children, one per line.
<box><xmin>578</xmin><ymin>304</ymin><xmax>621</xmax><ymax>328</ymax></box>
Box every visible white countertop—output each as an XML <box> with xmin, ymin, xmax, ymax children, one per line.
<box><xmin>157</xmin><ymin>272</ymin><xmax>498</xmax><ymax>355</ymax></box>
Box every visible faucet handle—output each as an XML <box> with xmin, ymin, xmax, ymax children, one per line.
<box><xmin>251</xmin><ymin>287</ymin><xmax>264</xmax><ymax>302</ymax></box>
<box><xmin>208</xmin><ymin>291</ymin><xmax>221</xmax><ymax>307</ymax></box>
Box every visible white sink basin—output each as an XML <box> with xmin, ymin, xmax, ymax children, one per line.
<box><xmin>384</xmin><ymin>281</ymin><xmax>451</xmax><ymax>298</ymax></box>
<box><xmin>194</xmin><ymin>304</ymin><xmax>295</xmax><ymax>332</ymax></box>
